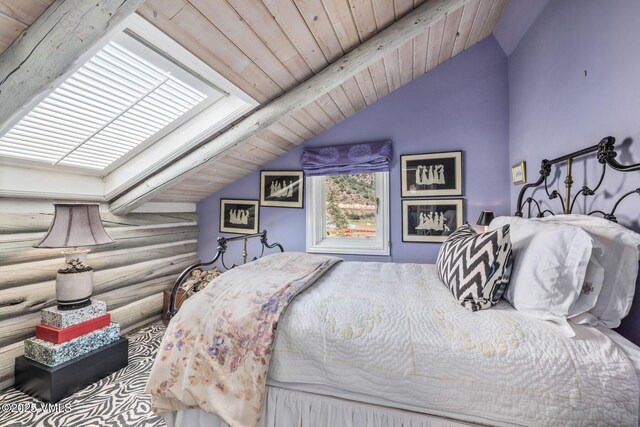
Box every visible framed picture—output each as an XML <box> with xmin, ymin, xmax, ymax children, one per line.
<box><xmin>260</xmin><ymin>170</ymin><xmax>304</xmax><ymax>208</ymax></box>
<box><xmin>402</xmin><ymin>199</ymin><xmax>464</xmax><ymax>243</ymax></box>
<box><xmin>400</xmin><ymin>151</ymin><xmax>463</xmax><ymax>197</ymax></box>
<box><xmin>220</xmin><ymin>199</ymin><xmax>259</xmax><ymax>235</ymax></box>
<box><xmin>512</xmin><ymin>161</ymin><xmax>526</xmax><ymax>185</ymax></box>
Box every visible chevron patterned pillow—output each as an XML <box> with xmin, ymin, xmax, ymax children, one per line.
<box><xmin>436</xmin><ymin>223</ymin><xmax>513</xmax><ymax>311</ymax></box>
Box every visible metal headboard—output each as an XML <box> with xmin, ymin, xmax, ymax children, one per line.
<box><xmin>516</xmin><ymin>136</ymin><xmax>640</xmax><ymax>222</ymax></box>
<box><xmin>166</xmin><ymin>230</ymin><xmax>284</xmax><ymax>321</ymax></box>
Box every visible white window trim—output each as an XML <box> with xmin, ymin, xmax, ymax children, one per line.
<box><xmin>306</xmin><ymin>172</ymin><xmax>390</xmax><ymax>256</ymax></box>
<box><xmin>103</xmin><ymin>96</ymin><xmax>251</xmax><ymax>199</ymax></box>
<box><xmin>79</xmin><ymin>30</ymin><xmax>226</xmax><ymax>174</ymax></box>
<box><xmin>0</xmin><ymin>13</ymin><xmax>257</xmax><ymax>202</ymax></box>
<box><xmin>103</xmin><ymin>15</ymin><xmax>258</xmax><ymax>198</ymax></box>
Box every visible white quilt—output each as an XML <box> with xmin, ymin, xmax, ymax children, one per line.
<box><xmin>268</xmin><ymin>262</ymin><xmax>639</xmax><ymax>426</ymax></box>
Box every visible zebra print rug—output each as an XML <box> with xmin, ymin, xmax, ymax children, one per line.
<box><xmin>0</xmin><ymin>321</ymin><xmax>167</xmax><ymax>427</ymax></box>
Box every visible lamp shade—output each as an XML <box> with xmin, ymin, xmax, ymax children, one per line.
<box><xmin>476</xmin><ymin>210</ymin><xmax>495</xmax><ymax>227</ymax></box>
<box><xmin>34</xmin><ymin>204</ymin><xmax>114</xmax><ymax>248</ymax></box>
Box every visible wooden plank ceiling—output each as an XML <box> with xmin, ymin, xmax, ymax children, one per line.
<box><xmin>139</xmin><ymin>0</ymin><xmax>507</xmax><ymax>203</ymax></box>
<box><xmin>0</xmin><ymin>0</ymin><xmax>507</xmax><ymax>204</ymax></box>
<box><xmin>0</xmin><ymin>0</ymin><xmax>54</xmax><ymax>54</ymax></box>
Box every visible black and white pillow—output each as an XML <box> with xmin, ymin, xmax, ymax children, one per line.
<box><xmin>436</xmin><ymin>223</ymin><xmax>513</xmax><ymax>311</ymax></box>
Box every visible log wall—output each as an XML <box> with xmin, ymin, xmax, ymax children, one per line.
<box><xmin>0</xmin><ymin>206</ymin><xmax>199</xmax><ymax>389</ymax></box>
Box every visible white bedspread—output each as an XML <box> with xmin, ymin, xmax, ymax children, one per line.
<box><xmin>268</xmin><ymin>262</ymin><xmax>639</xmax><ymax>426</ymax></box>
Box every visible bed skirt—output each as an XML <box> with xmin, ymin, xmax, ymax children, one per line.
<box><xmin>161</xmin><ymin>386</ymin><xmax>474</xmax><ymax>427</ymax></box>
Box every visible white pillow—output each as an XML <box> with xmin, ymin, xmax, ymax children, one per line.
<box><xmin>536</xmin><ymin>214</ymin><xmax>640</xmax><ymax>328</ymax></box>
<box><xmin>489</xmin><ymin>216</ymin><xmax>597</xmax><ymax>335</ymax></box>
<box><xmin>568</xmin><ymin>252</ymin><xmax>604</xmax><ymax>318</ymax></box>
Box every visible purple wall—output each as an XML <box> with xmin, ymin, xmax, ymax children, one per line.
<box><xmin>493</xmin><ymin>0</ymin><xmax>550</xmax><ymax>56</ymax></box>
<box><xmin>506</xmin><ymin>0</ymin><xmax>640</xmax><ymax>343</ymax></box>
<box><xmin>197</xmin><ymin>36</ymin><xmax>510</xmax><ymax>264</ymax></box>
<box><xmin>197</xmin><ymin>2</ymin><xmax>640</xmax><ymax>342</ymax></box>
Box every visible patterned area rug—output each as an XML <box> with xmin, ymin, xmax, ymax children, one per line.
<box><xmin>0</xmin><ymin>321</ymin><xmax>167</xmax><ymax>427</ymax></box>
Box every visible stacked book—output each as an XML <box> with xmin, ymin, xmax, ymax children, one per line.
<box><xmin>24</xmin><ymin>301</ymin><xmax>120</xmax><ymax>366</ymax></box>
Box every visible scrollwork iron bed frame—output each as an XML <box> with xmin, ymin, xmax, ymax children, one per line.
<box><xmin>516</xmin><ymin>136</ymin><xmax>640</xmax><ymax>221</ymax></box>
<box><xmin>165</xmin><ymin>138</ymin><xmax>637</xmax><ymax>321</ymax></box>
<box><xmin>166</xmin><ymin>230</ymin><xmax>284</xmax><ymax>321</ymax></box>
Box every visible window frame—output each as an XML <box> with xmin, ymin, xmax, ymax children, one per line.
<box><xmin>305</xmin><ymin>172</ymin><xmax>390</xmax><ymax>256</ymax></box>
<box><xmin>0</xmin><ymin>14</ymin><xmax>257</xmax><ymax>202</ymax></box>
<box><xmin>0</xmin><ymin>31</ymin><xmax>225</xmax><ymax>172</ymax></box>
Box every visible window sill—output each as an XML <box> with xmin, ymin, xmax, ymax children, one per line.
<box><xmin>306</xmin><ymin>240</ymin><xmax>390</xmax><ymax>256</ymax></box>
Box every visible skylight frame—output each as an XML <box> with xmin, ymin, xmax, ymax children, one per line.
<box><xmin>0</xmin><ymin>14</ymin><xmax>256</xmax><ymax>178</ymax></box>
<box><xmin>58</xmin><ymin>31</ymin><xmax>224</xmax><ymax>173</ymax></box>
<box><xmin>0</xmin><ymin>29</ymin><xmax>224</xmax><ymax>173</ymax></box>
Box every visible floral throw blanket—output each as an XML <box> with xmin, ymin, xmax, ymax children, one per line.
<box><xmin>146</xmin><ymin>252</ymin><xmax>341</xmax><ymax>427</ymax></box>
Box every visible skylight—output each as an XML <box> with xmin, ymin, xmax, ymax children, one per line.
<box><xmin>0</xmin><ymin>31</ymin><xmax>225</xmax><ymax>171</ymax></box>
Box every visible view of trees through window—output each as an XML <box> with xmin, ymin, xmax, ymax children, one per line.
<box><xmin>325</xmin><ymin>173</ymin><xmax>377</xmax><ymax>238</ymax></box>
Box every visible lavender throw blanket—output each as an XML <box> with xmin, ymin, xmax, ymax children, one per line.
<box><xmin>146</xmin><ymin>252</ymin><xmax>341</xmax><ymax>427</ymax></box>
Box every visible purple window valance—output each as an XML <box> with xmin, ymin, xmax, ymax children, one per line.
<box><xmin>300</xmin><ymin>141</ymin><xmax>392</xmax><ymax>176</ymax></box>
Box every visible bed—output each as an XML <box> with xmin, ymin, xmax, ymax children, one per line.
<box><xmin>150</xmin><ymin>137</ymin><xmax>640</xmax><ymax>427</ymax></box>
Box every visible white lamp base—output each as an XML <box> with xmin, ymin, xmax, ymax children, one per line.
<box><xmin>57</xmin><ymin>249</ymin><xmax>93</xmax><ymax>310</ymax></box>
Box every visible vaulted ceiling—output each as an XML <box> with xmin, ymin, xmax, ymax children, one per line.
<box><xmin>0</xmin><ymin>0</ymin><xmax>508</xmax><ymax>208</ymax></box>
<box><xmin>139</xmin><ymin>0</ymin><xmax>507</xmax><ymax>204</ymax></box>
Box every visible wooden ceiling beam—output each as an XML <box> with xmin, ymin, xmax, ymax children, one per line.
<box><xmin>109</xmin><ymin>0</ymin><xmax>470</xmax><ymax>215</ymax></box>
<box><xmin>0</xmin><ymin>0</ymin><xmax>145</xmax><ymax>132</ymax></box>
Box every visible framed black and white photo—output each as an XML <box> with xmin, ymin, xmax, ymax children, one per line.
<box><xmin>402</xmin><ymin>199</ymin><xmax>463</xmax><ymax>243</ymax></box>
<box><xmin>220</xmin><ymin>199</ymin><xmax>259</xmax><ymax>235</ymax></box>
<box><xmin>511</xmin><ymin>161</ymin><xmax>526</xmax><ymax>185</ymax></box>
<box><xmin>400</xmin><ymin>151</ymin><xmax>463</xmax><ymax>197</ymax></box>
<box><xmin>260</xmin><ymin>170</ymin><xmax>304</xmax><ymax>208</ymax></box>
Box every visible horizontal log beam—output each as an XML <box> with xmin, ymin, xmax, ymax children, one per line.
<box><xmin>110</xmin><ymin>292</ymin><xmax>163</xmax><ymax>332</ymax></box>
<box><xmin>0</xmin><ymin>211</ymin><xmax>197</xmax><ymax>234</ymax></box>
<box><xmin>0</xmin><ymin>0</ymin><xmax>145</xmax><ymax>130</ymax></box>
<box><xmin>0</xmin><ymin>312</ymin><xmax>38</xmax><ymax>349</ymax></box>
<box><xmin>109</xmin><ymin>0</ymin><xmax>469</xmax><ymax>214</ymax></box>
<box><xmin>0</xmin><ymin>275</ymin><xmax>176</xmax><ymax>347</ymax></box>
<box><xmin>0</xmin><ymin>341</ymin><xmax>22</xmax><ymax>389</ymax></box>
<box><xmin>0</xmin><ymin>240</ymin><xmax>197</xmax><ymax>288</ymax></box>
<box><xmin>0</xmin><ymin>225</ymin><xmax>199</xmax><ymax>266</ymax></box>
<box><xmin>120</xmin><ymin>315</ymin><xmax>162</xmax><ymax>341</ymax></box>
<box><xmin>0</xmin><ymin>253</ymin><xmax>198</xmax><ymax>320</ymax></box>
<box><xmin>96</xmin><ymin>276</ymin><xmax>174</xmax><ymax>311</ymax></box>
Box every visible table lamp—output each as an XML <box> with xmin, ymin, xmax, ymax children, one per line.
<box><xmin>34</xmin><ymin>204</ymin><xmax>113</xmax><ymax>310</ymax></box>
<box><xmin>476</xmin><ymin>210</ymin><xmax>495</xmax><ymax>233</ymax></box>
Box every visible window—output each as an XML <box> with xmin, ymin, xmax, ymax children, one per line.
<box><xmin>306</xmin><ymin>172</ymin><xmax>390</xmax><ymax>256</ymax></box>
<box><xmin>0</xmin><ymin>32</ymin><xmax>222</xmax><ymax>172</ymax></box>
<box><xmin>0</xmin><ymin>14</ymin><xmax>255</xmax><ymax>185</ymax></box>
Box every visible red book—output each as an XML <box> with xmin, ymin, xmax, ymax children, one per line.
<box><xmin>35</xmin><ymin>314</ymin><xmax>111</xmax><ymax>344</ymax></box>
